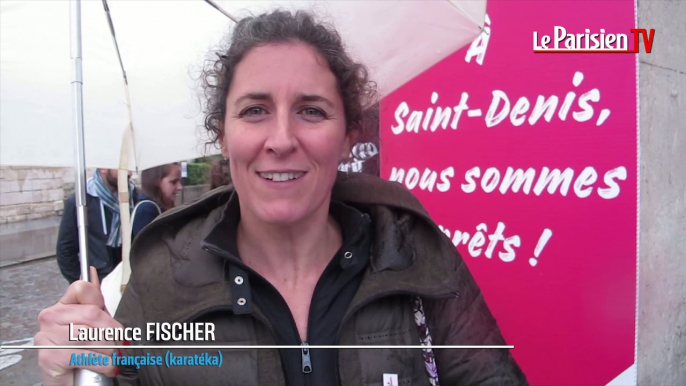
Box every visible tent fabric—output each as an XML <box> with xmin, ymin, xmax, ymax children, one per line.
<box><xmin>0</xmin><ymin>0</ymin><xmax>484</xmax><ymax>170</ymax></box>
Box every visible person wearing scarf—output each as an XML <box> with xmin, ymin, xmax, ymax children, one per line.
<box><xmin>56</xmin><ymin>168</ymin><xmax>156</xmax><ymax>283</ymax></box>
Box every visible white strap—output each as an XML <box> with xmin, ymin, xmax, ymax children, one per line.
<box><xmin>118</xmin><ymin>124</ymin><xmax>135</xmax><ymax>293</ymax></box>
<box><xmin>130</xmin><ymin>200</ymin><xmax>161</xmax><ymax>229</ymax></box>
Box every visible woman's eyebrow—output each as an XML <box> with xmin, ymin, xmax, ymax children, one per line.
<box><xmin>234</xmin><ymin>92</ymin><xmax>271</xmax><ymax>105</ymax></box>
<box><xmin>233</xmin><ymin>93</ymin><xmax>335</xmax><ymax>108</ymax></box>
<box><xmin>297</xmin><ymin>94</ymin><xmax>335</xmax><ymax>108</ymax></box>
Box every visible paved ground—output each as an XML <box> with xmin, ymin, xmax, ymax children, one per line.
<box><xmin>0</xmin><ymin>258</ymin><xmax>68</xmax><ymax>386</ymax></box>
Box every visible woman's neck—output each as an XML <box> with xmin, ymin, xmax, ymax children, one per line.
<box><xmin>236</xmin><ymin>200</ymin><xmax>342</xmax><ymax>283</ymax></box>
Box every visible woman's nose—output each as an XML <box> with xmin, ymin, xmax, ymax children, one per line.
<box><xmin>264</xmin><ymin>112</ymin><xmax>298</xmax><ymax>157</ymax></box>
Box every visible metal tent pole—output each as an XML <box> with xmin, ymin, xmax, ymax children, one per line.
<box><xmin>70</xmin><ymin>0</ymin><xmax>89</xmax><ymax>283</ymax></box>
<box><xmin>70</xmin><ymin>0</ymin><xmax>114</xmax><ymax>384</ymax></box>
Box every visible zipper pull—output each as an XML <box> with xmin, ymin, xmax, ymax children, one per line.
<box><xmin>301</xmin><ymin>342</ymin><xmax>312</xmax><ymax>374</ymax></box>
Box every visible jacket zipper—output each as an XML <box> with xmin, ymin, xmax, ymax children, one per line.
<box><xmin>166</xmin><ymin>299</ymin><xmax>326</xmax><ymax>386</ymax></box>
<box><xmin>298</xmin><ymin>212</ymin><xmax>369</xmax><ymax>382</ymax></box>
<box><xmin>203</xmin><ymin>246</ymin><xmax>457</xmax><ymax>383</ymax></box>
<box><xmin>301</xmin><ymin>342</ymin><xmax>312</xmax><ymax>373</ymax></box>
<box><xmin>204</xmin><ymin>245</ymin><xmax>312</xmax><ymax>382</ymax></box>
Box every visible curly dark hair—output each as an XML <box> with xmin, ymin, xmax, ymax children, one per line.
<box><xmin>202</xmin><ymin>10</ymin><xmax>377</xmax><ymax>147</ymax></box>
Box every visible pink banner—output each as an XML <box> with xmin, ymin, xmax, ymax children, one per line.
<box><xmin>380</xmin><ymin>1</ymin><xmax>638</xmax><ymax>384</ymax></box>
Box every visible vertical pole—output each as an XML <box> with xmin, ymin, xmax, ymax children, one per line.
<box><xmin>70</xmin><ymin>0</ymin><xmax>89</xmax><ymax>283</ymax></box>
<box><xmin>181</xmin><ymin>161</ymin><xmax>188</xmax><ymax>204</ymax></box>
<box><xmin>70</xmin><ymin>1</ymin><xmax>114</xmax><ymax>384</ymax></box>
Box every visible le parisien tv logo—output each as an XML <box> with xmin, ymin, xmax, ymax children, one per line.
<box><xmin>533</xmin><ymin>26</ymin><xmax>655</xmax><ymax>53</ymax></box>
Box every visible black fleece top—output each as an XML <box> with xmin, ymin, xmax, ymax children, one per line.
<box><xmin>203</xmin><ymin>192</ymin><xmax>372</xmax><ymax>386</ymax></box>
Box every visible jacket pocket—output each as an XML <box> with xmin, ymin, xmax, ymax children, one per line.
<box><xmin>356</xmin><ymin>332</ymin><xmax>427</xmax><ymax>386</ymax></box>
<box><xmin>352</xmin><ymin>297</ymin><xmax>429</xmax><ymax>386</ymax></box>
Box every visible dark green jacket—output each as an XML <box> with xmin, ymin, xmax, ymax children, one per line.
<box><xmin>115</xmin><ymin>172</ymin><xmax>527</xmax><ymax>385</ymax></box>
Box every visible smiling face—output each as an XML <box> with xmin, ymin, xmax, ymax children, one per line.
<box><xmin>221</xmin><ymin>42</ymin><xmax>353</xmax><ymax>225</ymax></box>
<box><xmin>159</xmin><ymin>164</ymin><xmax>182</xmax><ymax>207</ymax></box>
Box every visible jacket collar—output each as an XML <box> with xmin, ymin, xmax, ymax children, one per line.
<box><xmin>201</xmin><ymin>190</ymin><xmax>371</xmax><ymax>269</ymax></box>
<box><xmin>130</xmin><ymin>172</ymin><xmax>461</xmax><ymax>324</ymax></box>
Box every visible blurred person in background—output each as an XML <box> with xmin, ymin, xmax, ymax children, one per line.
<box><xmin>210</xmin><ymin>157</ymin><xmax>232</xmax><ymax>189</ymax></box>
<box><xmin>56</xmin><ymin>168</ymin><xmax>153</xmax><ymax>284</ymax></box>
<box><xmin>133</xmin><ymin>163</ymin><xmax>183</xmax><ymax>238</ymax></box>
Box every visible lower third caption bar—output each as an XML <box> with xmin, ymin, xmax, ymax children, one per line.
<box><xmin>69</xmin><ymin>351</ymin><xmax>223</xmax><ymax>369</ymax></box>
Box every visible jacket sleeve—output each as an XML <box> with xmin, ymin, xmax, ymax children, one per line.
<box><xmin>113</xmin><ymin>277</ymin><xmax>144</xmax><ymax>386</ymax></box>
<box><xmin>131</xmin><ymin>201</ymin><xmax>160</xmax><ymax>241</ymax></box>
<box><xmin>56</xmin><ymin>195</ymin><xmax>80</xmax><ymax>283</ymax></box>
<box><xmin>424</xmin><ymin>253</ymin><xmax>528</xmax><ymax>386</ymax></box>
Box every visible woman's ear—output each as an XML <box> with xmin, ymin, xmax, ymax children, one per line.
<box><xmin>217</xmin><ymin>124</ymin><xmax>229</xmax><ymax>159</ymax></box>
<box><xmin>342</xmin><ymin>129</ymin><xmax>360</xmax><ymax>159</ymax></box>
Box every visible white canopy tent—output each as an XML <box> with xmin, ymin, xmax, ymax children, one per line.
<box><xmin>1</xmin><ymin>1</ymin><xmax>227</xmax><ymax>170</ymax></box>
<box><xmin>0</xmin><ymin>0</ymin><xmax>485</xmax><ymax>171</ymax></box>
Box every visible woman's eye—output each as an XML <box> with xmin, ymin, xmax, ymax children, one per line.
<box><xmin>301</xmin><ymin>107</ymin><xmax>326</xmax><ymax>118</ymax></box>
<box><xmin>241</xmin><ymin>106</ymin><xmax>266</xmax><ymax>117</ymax></box>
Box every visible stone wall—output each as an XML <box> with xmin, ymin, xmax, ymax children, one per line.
<box><xmin>637</xmin><ymin>1</ymin><xmax>686</xmax><ymax>384</ymax></box>
<box><xmin>0</xmin><ymin>166</ymin><xmax>95</xmax><ymax>224</ymax></box>
<box><xmin>0</xmin><ymin>166</ymin><xmax>213</xmax><ymax>224</ymax></box>
<box><xmin>175</xmin><ymin>184</ymin><xmax>211</xmax><ymax>206</ymax></box>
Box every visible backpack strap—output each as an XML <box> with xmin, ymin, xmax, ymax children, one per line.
<box><xmin>130</xmin><ymin>199</ymin><xmax>161</xmax><ymax>229</ymax></box>
<box><xmin>413</xmin><ymin>296</ymin><xmax>441</xmax><ymax>386</ymax></box>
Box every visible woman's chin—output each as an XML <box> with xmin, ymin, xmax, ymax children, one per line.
<box><xmin>254</xmin><ymin>204</ymin><xmax>309</xmax><ymax>225</ymax></box>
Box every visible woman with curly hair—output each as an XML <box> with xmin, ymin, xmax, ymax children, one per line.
<box><xmin>36</xmin><ymin>10</ymin><xmax>526</xmax><ymax>386</ymax></box>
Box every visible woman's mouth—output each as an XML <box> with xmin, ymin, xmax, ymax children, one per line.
<box><xmin>258</xmin><ymin>171</ymin><xmax>306</xmax><ymax>182</ymax></box>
